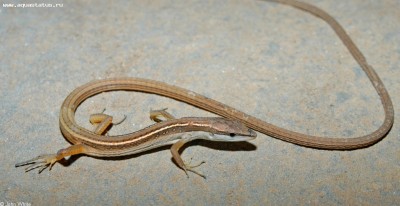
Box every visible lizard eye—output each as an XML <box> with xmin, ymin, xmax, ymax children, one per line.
<box><xmin>229</xmin><ymin>133</ymin><xmax>236</xmax><ymax>137</ymax></box>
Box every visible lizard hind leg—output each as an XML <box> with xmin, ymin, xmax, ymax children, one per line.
<box><xmin>149</xmin><ymin>108</ymin><xmax>176</xmax><ymax>122</ymax></box>
<box><xmin>15</xmin><ymin>144</ymin><xmax>88</xmax><ymax>173</ymax></box>
<box><xmin>15</xmin><ymin>154</ymin><xmax>60</xmax><ymax>173</ymax></box>
<box><xmin>89</xmin><ymin>110</ymin><xmax>126</xmax><ymax>135</ymax></box>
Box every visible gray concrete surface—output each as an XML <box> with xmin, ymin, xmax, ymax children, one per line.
<box><xmin>1</xmin><ymin>0</ymin><xmax>399</xmax><ymax>205</ymax></box>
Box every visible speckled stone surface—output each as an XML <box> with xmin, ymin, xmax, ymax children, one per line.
<box><xmin>1</xmin><ymin>0</ymin><xmax>399</xmax><ymax>205</ymax></box>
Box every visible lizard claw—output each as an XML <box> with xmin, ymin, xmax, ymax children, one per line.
<box><xmin>183</xmin><ymin>158</ymin><xmax>206</xmax><ymax>179</ymax></box>
<box><xmin>15</xmin><ymin>154</ymin><xmax>59</xmax><ymax>173</ymax></box>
